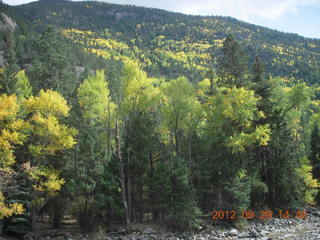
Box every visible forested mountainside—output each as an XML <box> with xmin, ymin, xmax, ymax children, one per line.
<box><xmin>7</xmin><ymin>0</ymin><xmax>320</xmax><ymax>84</ymax></box>
<box><xmin>0</xmin><ymin>0</ymin><xmax>320</xmax><ymax>238</ymax></box>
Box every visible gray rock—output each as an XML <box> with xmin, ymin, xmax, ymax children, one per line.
<box><xmin>0</xmin><ymin>51</ymin><xmax>4</xmax><ymax>67</ymax></box>
<box><xmin>55</xmin><ymin>236</ymin><xmax>64</xmax><ymax>240</ymax></box>
<box><xmin>248</xmin><ymin>229</ymin><xmax>260</xmax><ymax>238</ymax></box>
<box><xmin>74</xmin><ymin>66</ymin><xmax>85</xmax><ymax>77</ymax></box>
<box><xmin>260</xmin><ymin>230</ymin><xmax>270</xmax><ymax>236</ymax></box>
<box><xmin>143</xmin><ymin>228</ymin><xmax>157</xmax><ymax>234</ymax></box>
<box><xmin>210</xmin><ymin>230</ymin><xmax>218</xmax><ymax>236</ymax></box>
<box><xmin>228</xmin><ymin>228</ymin><xmax>239</xmax><ymax>236</ymax></box>
<box><xmin>0</xmin><ymin>13</ymin><xmax>17</xmax><ymax>31</ymax></box>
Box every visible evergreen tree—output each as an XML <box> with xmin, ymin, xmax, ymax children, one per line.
<box><xmin>310</xmin><ymin>125</ymin><xmax>320</xmax><ymax>180</ymax></box>
<box><xmin>26</xmin><ymin>26</ymin><xmax>76</xmax><ymax>98</ymax></box>
<box><xmin>310</xmin><ymin>125</ymin><xmax>320</xmax><ymax>204</ymax></box>
<box><xmin>264</xmin><ymin>80</ymin><xmax>313</xmax><ymax>208</ymax></box>
<box><xmin>251</xmin><ymin>56</ymin><xmax>272</xmax><ymax>113</ymax></box>
<box><xmin>0</xmin><ymin>41</ymin><xmax>19</xmax><ymax>95</ymax></box>
<box><xmin>252</xmin><ymin>56</ymin><xmax>264</xmax><ymax>84</ymax></box>
<box><xmin>217</xmin><ymin>35</ymin><xmax>248</xmax><ymax>88</ymax></box>
<box><xmin>75</xmin><ymin>70</ymin><xmax>118</xmax><ymax>229</ymax></box>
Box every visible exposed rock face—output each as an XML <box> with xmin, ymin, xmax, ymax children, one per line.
<box><xmin>0</xmin><ymin>51</ymin><xmax>4</xmax><ymax>67</ymax></box>
<box><xmin>0</xmin><ymin>13</ymin><xmax>17</xmax><ymax>31</ymax></box>
<box><xmin>74</xmin><ymin>66</ymin><xmax>85</xmax><ymax>77</ymax></box>
<box><xmin>115</xmin><ymin>11</ymin><xmax>137</xmax><ymax>19</ymax></box>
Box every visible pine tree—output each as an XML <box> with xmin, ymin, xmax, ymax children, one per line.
<box><xmin>309</xmin><ymin>125</ymin><xmax>320</xmax><ymax>204</ymax></box>
<box><xmin>23</xmin><ymin>90</ymin><xmax>77</xmax><ymax>229</ymax></box>
<box><xmin>0</xmin><ymin>42</ymin><xmax>19</xmax><ymax>95</ymax></box>
<box><xmin>76</xmin><ymin>70</ymin><xmax>118</xmax><ymax>229</ymax></box>
<box><xmin>264</xmin><ymin>79</ymin><xmax>313</xmax><ymax>208</ymax></box>
<box><xmin>252</xmin><ymin>56</ymin><xmax>264</xmax><ymax>84</ymax></box>
<box><xmin>217</xmin><ymin>35</ymin><xmax>248</xmax><ymax>88</ymax></box>
<box><xmin>310</xmin><ymin>125</ymin><xmax>320</xmax><ymax>180</ymax></box>
<box><xmin>26</xmin><ymin>26</ymin><xmax>75</xmax><ymax>98</ymax></box>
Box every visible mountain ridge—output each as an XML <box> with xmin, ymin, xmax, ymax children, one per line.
<box><xmin>3</xmin><ymin>0</ymin><xmax>320</xmax><ymax>83</ymax></box>
<box><xmin>11</xmin><ymin>0</ymin><xmax>319</xmax><ymax>39</ymax></box>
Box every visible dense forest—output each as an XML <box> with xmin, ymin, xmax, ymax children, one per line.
<box><xmin>0</xmin><ymin>0</ymin><xmax>319</xmax><ymax>237</ymax></box>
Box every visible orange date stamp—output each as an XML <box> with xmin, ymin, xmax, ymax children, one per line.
<box><xmin>210</xmin><ymin>209</ymin><xmax>307</xmax><ymax>220</ymax></box>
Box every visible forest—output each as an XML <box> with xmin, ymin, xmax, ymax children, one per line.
<box><xmin>0</xmin><ymin>0</ymin><xmax>319</xmax><ymax>237</ymax></box>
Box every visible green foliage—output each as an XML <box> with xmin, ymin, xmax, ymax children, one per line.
<box><xmin>217</xmin><ymin>35</ymin><xmax>248</xmax><ymax>87</ymax></box>
<box><xmin>119</xmin><ymin>60</ymin><xmax>161</xmax><ymax>115</ymax></box>
<box><xmin>78</xmin><ymin>69</ymin><xmax>115</xmax><ymax>123</ymax></box>
<box><xmin>226</xmin><ymin>169</ymin><xmax>251</xmax><ymax>213</ymax></box>
<box><xmin>204</xmin><ymin>87</ymin><xmax>270</xmax><ymax>152</ymax></box>
<box><xmin>168</xmin><ymin>156</ymin><xmax>201</xmax><ymax>230</ymax></box>
<box><xmin>159</xmin><ymin>76</ymin><xmax>202</xmax><ymax>147</ymax></box>
<box><xmin>1</xmin><ymin>2</ymin><xmax>320</xmax><ymax>232</ymax></box>
<box><xmin>15</xmin><ymin>70</ymin><xmax>32</xmax><ymax>99</ymax></box>
<box><xmin>0</xmin><ymin>43</ymin><xmax>19</xmax><ymax>95</ymax></box>
<box><xmin>26</xmin><ymin>26</ymin><xmax>76</xmax><ymax>98</ymax></box>
<box><xmin>249</xmin><ymin>175</ymin><xmax>269</xmax><ymax>209</ymax></box>
<box><xmin>0</xmin><ymin>89</ymin><xmax>76</xmax><ymax>230</ymax></box>
<box><xmin>14</xmin><ymin>0</ymin><xmax>320</xmax><ymax>83</ymax></box>
<box><xmin>296</xmin><ymin>157</ymin><xmax>319</xmax><ymax>205</ymax></box>
<box><xmin>309</xmin><ymin>124</ymin><xmax>320</xmax><ymax>204</ymax></box>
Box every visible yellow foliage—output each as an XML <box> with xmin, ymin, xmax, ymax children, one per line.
<box><xmin>26</xmin><ymin>166</ymin><xmax>65</xmax><ymax>196</ymax></box>
<box><xmin>0</xmin><ymin>94</ymin><xmax>18</xmax><ymax>122</ymax></box>
<box><xmin>121</xmin><ymin>61</ymin><xmax>161</xmax><ymax>114</ymax></box>
<box><xmin>0</xmin><ymin>192</ymin><xmax>24</xmax><ymax>219</ymax></box>
<box><xmin>0</xmin><ymin>94</ymin><xmax>29</xmax><ymax>171</ymax></box>
<box><xmin>61</xmin><ymin>28</ymin><xmax>94</xmax><ymax>36</ymax></box>
<box><xmin>24</xmin><ymin>90</ymin><xmax>70</xmax><ymax>117</ymax></box>
<box><xmin>16</xmin><ymin>70</ymin><xmax>32</xmax><ymax>98</ymax></box>
<box><xmin>226</xmin><ymin>124</ymin><xmax>271</xmax><ymax>153</ymax></box>
<box><xmin>29</xmin><ymin>113</ymin><xmax>77</xmax><ymax>156</ymax></box>
<box><xmin>86</xmin><ymin>48</ymin><xmax>112</xmax><ymax>59</ymax></box>
<box><xmin>25</xmin><ymin>90</ymin><xmax>77</xmax><ymax>157</ymax></box>
<box><xmin>226</xmin><ymin>132</ymin><xmax>253</xmax><ymax>153</ymax></box>
<box><xmin>89</xmin><ymin>38</ymin><xmax>129</xmax><ymax>50</ymax></box>
<box><xmin>205</xmin><ymin>87</ymin><xmax>270</xmax><ymax>153</ymax></box>
<box><xmin>254</xmin><ymin>124</ymin><xmax>271</xmax><ymax>146</ymax></box>
<box><xmin>198</xmin><ymin>78</ymin><xmax>211</xmax><ymax>93</ymax></box>
<box><xmin>216</xmin><ymin>87</ymin><xmax>257</xmax><ymax>127</ymax></box>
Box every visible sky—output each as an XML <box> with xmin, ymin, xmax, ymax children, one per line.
<box><xmin>3</xmin><ymin>0</ymin><xmax>320</xmax><ymax>39</ymax></box>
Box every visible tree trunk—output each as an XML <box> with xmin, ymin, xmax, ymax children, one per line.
<box><xmin>127</xmin><ymin>150</ymin><xmax>132</xmax><ymax>222</ymax></box>
<box><xmin>149</xmin><ymin>152</ymin><xmax>158</xmax><ymax>220</ymax></box>
<box><xmin>0</xmin><ymin>220</ymin><xmax>4</xmax><ymax>236</ymax></box>
<box><xmin>107</xmin><ymin>120</ymin><xmax>111</xmax><ymax>157</ymax></box>
<box><xmin>31</xmin><ymin>206</ymin><xmax>39</xmax><ymax>233</ymax></box>
<box><xmin>187</xmin><ymin>129</ymin><xmax>193</xmax><ymax>168</ymax></box>
<box><xmin>115</xmin><ymin>122</ymin><xmax>130</xmax><ymax>226</ymax></box>
<box><xmin>174</xmin><ymin>115</ymin><xmax>180</xmax><ymax>154</ymax></box>
<box><xmin>52</xmin><ymin>197</ymin><xmax>62</xmax><ymax>229</ymax></box>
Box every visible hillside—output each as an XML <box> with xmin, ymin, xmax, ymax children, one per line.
<box><xmin>11</xmin><ymin>0</ymin><xmax>320</xmax><ymax>84</ymax></box>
